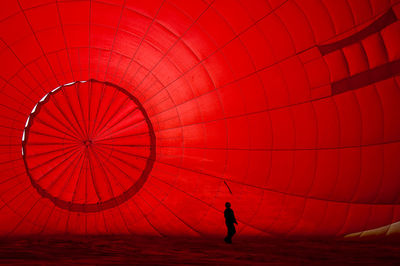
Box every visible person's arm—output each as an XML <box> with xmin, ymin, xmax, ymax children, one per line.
<box><xmin>233</xmin><ymin>211</ymin><xmax>238</xmax><ymax>225</ymax></box>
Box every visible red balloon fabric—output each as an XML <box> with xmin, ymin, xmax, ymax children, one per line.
<box><xmin>22</xmin><ymin>80</ymin><xmax>156</xmax><ymax>213</ymax></box>
<box><xmin>0</xmin><ymin>0</ymin><xmax>399</xmax><ymax>237</ymax></box>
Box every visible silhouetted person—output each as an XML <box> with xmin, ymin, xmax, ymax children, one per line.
<box><xmin>224</xmin><ymin>202</ymin><xmax>237</xmax><ymax>244</ymax></box>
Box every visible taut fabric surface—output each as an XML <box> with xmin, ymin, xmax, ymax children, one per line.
<box><xmin>0</xmin><ymin>0</ymin><xmax>399</xmax><ymax>237</ymax></box>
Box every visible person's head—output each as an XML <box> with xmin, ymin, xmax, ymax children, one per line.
<box><xmin>225</xmin><ymin>202</ymin><xmax>231</xmax><ymax>208</ymax></box>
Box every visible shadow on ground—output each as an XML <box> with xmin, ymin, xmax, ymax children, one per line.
<box><xmin>0</xmin><ymin>235</ymin><xmax>399</xmax><ymax>265</ymax></box>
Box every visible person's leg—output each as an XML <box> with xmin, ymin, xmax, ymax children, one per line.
<box><xmin>226</xmin><ymin>225</ymin><xmax>234</xmax><ymax>243</ymax></box>
<box><xmin>224</xmin><ymin>225</ymin><xmax>230</xmax><ymax>243</ymax></box>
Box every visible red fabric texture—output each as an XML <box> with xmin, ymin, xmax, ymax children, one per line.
<box><xmin>0</xmin><ymin>0</ymin><xmax>399</xmax><ymax>237</ymax></box>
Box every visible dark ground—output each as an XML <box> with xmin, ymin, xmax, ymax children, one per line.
<box><xmin>0</xmin><ymin>235</ymin><xmax>399</xmax><ymax>265</ymax></box>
